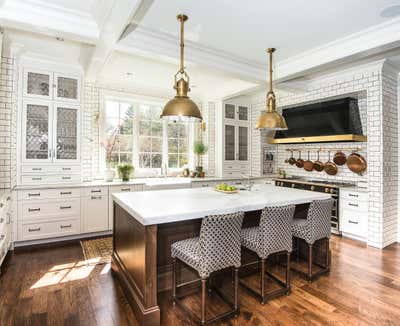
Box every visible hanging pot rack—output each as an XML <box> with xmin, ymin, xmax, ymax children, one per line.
<box><xmin>284</xmin><ymin>146</ymin><xmax>364</xmax><ymax>152</ymax></box>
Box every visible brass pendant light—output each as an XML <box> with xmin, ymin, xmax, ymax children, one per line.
<box><xmin>161</xmin><ymin>14</ymin><xmax>202</xmax><ymax>122</ymax></box>
<box><xmin>255</xmin><ymin>48</ymin><xmax>288</xmax><ymax>130</ymax></box>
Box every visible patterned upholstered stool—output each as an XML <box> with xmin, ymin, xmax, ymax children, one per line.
<box><xmin>240</xmin><ymin>205</ymin><xmax>295</xmax><ymax>304</ymax></box>
<box><xmin>291</xmin><ymin>198</ymin><xmax>334</xmax><ymax>282</ymax></box>
<box><xmin>171</xmin><ymin>212</ymin><xmax>244</xmax><ymax>325</ymax></box>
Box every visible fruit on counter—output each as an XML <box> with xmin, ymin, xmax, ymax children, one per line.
<box><xmin>215</xmin><ymin>183</ymin><xmax>237</xmax><ymax>192</ymax></box>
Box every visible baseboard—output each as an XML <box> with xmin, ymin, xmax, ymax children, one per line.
<box><xmin>13</xmin><ymin>230</ymin><xmax>112</xmax><ymax>251</ymax></box>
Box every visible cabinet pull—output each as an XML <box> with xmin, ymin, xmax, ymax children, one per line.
<box><xmin>32</xmin><ymin>167</ymin><xmax>42</xmax><ymax>171</ymax></box>
<box><xmin>28</xmin><ymin>227</ymin><xmax>41</xmax><ymax>232</ymax></box>
<box><xmin>348</xmin><ymin>203</ymin><xmax>359</xmax><ymax>207</ymax></box>
<box><xmin>60</xmin><ymin>205</ymin><xmax>72</xmax><ymax>210</ymax></box>
<box><xmin>91</xmin><ymin>190</ymin><xmax>101</xmax><ymax>193</ymax></box>
<box><xmin>60</xmin><ymin>191</ymin><xmax>72</xmax><ymax>195</ymax></box>
<box><xmin>0</xmin><ymin>218</ymin><xmax>4</xmax><ymax>223</ymax></box>
<box><xmin>349</xmin><ymin>194</ymin><xmax>358</xmax><ymax>197</ymax></box>
<box><xmin>91</xmin><ymin>195</ymin><xmax>102</xmax><ymax>200</ymax></box>
<box><xmin>32</xmin><ymin>177</ymin><xmax>42</xmax><ymax>181</ymax></box>
<box><xmin>62</xmin><ymin>176</ymin><xmax>71</xmax><ymax>180</ymax></box>
<box><xmin>0</xmin><ymin>235</ymin><xmax>5</xmax><ymax>240</ymax></box>
<box><xmin>121</xmin><ymin>188</ymin><xmax>131</xmax><ymax>192</ymax></box>
<box><xmin>28</xmin><ymin>208</ymin><xmax>41</xmax><ymax>212</ymax></box>
<box><xmin>202</xmin><ymin>184</ymin><xmax>209</xmax><ymax>187</ymax></box>
<box><xmin>62</xmin><ymin>167</ymin><xmax>71</xmax><ymax>171</ymax></box>
<box><xmin>60</xmin><ymin>224</ymin><xmax>72</xmax><ymax>229</ymax></box>
<box><xmin>28</xmin><ymin>193</ymin><xmax>41</xmax><ymax>197</ymax></box>
<box><xmin>348</xmin><ymin>220</ymin><xmax>358</xmax><ymax>224</ymax></box>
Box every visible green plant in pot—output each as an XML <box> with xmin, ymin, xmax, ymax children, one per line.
<box><xmin>193</xmin><ymin>141</ymin><xmax>207</xmax><ymax>177</ymax></box>
<box><xmin>117</xmin><ymin>164</ymin><xmax>134</xmax><ymax>181</ymax></box>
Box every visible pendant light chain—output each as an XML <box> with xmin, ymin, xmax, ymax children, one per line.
<box><xmin>179</xmin><ymin>16</ymin><xmax>185</xmax><ymax>72</ymax></box>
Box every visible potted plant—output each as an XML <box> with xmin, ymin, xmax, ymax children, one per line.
<box><xmin>193</xmin><ymin>141</ymin><xmax>207</xmax><ymax>177</ymax></box>
<box><xmin>118</xmin><ymin>164</ymin><xmax>134</xmax><ymax>181</ymax></box>
<box><xmin>101</xmin><ymin>126</ymin><xmax>120</xmax><ymax>182</ymax></box>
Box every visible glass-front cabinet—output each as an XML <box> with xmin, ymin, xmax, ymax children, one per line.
<box><xmin>22</xmin><ymin>100</ymin><xmax>80</xmax><ymax>164</ymax></box>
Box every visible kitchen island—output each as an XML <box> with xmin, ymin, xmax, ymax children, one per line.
<box><xmin>111</xmin><ymin>184</ymin><xmax>331</xmax><ymax>325</ymax></box>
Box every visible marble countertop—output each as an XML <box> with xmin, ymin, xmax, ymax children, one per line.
<box><xmin>112</xmin><ymin>184</ymin><xmax>331</xmax><ymax>226</ymax></box>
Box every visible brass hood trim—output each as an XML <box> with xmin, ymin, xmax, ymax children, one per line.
<box><xmin>269</xmin><ymin>134</ymin><xmax>367</xmax><ymax>144</ymax></box>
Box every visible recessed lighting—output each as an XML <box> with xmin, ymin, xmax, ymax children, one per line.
<box><xmin>380</xmin><ymin>5</ymin><xmax>400</xmax><ymax>18</ymax></box>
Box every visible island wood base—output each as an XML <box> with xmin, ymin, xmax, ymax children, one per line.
<box><xmin>112</xmin><ymin>202</ymin><xmax>330</xmax><ymax>326</ymax></box>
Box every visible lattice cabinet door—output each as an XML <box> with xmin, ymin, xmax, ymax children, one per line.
<box><xmin>53</xmin><ymin>103</ymin><xmax>80</xmax><ymax>163</ymax></box>
<box><xmin>23</xmin><ymin>69</ymin><xmax>53</xmax><ymax>100</ymax></box>
<box><xmin>22</xmin><ymin>100</ymin><xmax>53</xmax><ymax>163</ymax></box>
<box><xmin>54</xmin><ymin>73</ymin><xmax>80</xmax><ymax>103</ymax></box>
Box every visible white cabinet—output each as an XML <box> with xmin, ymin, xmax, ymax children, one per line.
<box><xmin>0</xmin><ymin>192</ymin><xmax>12</xmax><ymax>270</ymax></box>
<box><xmin>339</xmin><ymin>189</ymin><xmax>368</xmax><ymax>241</ymax></box>
<box><xmin>82</xmin><ymin>187</ymin><xmax>109</xmax><ymax>233</ymax></box>
<box><xmin>222</xmin><ymin>102</ymin><xmax>250</xmax><ymax>177</ymax></box>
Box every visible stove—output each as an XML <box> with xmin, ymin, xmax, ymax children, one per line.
<box><xmin>275</xmin><ymin>177</ymin><xmax>355</xmax><ymax>234</ymax></box>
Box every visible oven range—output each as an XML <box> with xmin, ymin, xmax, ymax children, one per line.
<box><xmin>274</xmin><ymin>178</ymin><xmax>355</xmax><ymax>234</ymax></box>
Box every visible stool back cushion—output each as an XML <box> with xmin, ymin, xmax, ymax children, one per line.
<box><xmin>199</xmin><ymin>212</ymin><xmax>244</xmax><ymax>277</ymax></box>
<box><xmin>307</xmin><ymin>198</ymin><xmax>334</xmax><ymax>243</ymax></box>
<box><xmin>258</xmin><ymin>205</ymin><xmax>295</xmax><ymax>258</ymax></box>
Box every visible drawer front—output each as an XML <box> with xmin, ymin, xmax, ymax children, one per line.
<box><xmin>21</xmin><ymin>174</ymin><xmax>81</xmax><ymax>185</ymax></box>
<box><xmin>341</xmin><ymin>190</ymin><xmax>368</xmax><ymax>202</ymax></box>
<box><xmin>20</xmin><ymin>198</ymin><xmax>81</xmax><ymax>221</ymax></box>
<box><xmin>21</xmin><ymin>165</ymin><xmax>80</xmax><ymax>174</ymax></box>
<box><xmin>191</xmin><ymin>181</ymin><xmax>217</xmax><ymax>188</ymax></box>
<box><xmin>19</xmin><ymin>218</ymin><xmax>80</xmax><ymax>241</ymax></box>
<box><xmin>341</xmin><ymin>198</ymin><xmax>368</xmax><ymax>212</ymax></box>
<box><xmin>109</xmin><ymin>184</ymin><xmax>144</xmax><ymax>194</ymax></box>
<box><xmin>18</xmin><ymin>188</ymin><xmax>80</xmax><ymax>201</ymax></box>
<box><xmin>84</xmin><ymin>195</ymin><xmax>109</xmax><ymax>233</ymax></box>
<box><xmin>83</xmin><ymin>186</ymin><xmax>109</xmax><ymax>197</ymax></box>
<box><xmin>340</xmin><ymin>211</ymin><xmax>367</xmax><ymax>238</ymax></box>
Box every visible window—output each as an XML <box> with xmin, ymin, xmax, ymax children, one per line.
<box><xmin>102</xmin><ymin>98</ymin><xmax>192</xmax><ymax>172</ymax></box>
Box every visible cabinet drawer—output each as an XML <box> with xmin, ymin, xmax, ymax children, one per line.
<box><xmin>83</xmin><ymin>195</ymin><xmax>109</xmax><ymax>233</ymax></box>
<box><xmin>191</xmin><ymin>182</ymin><xmax>217</xmax><ymax>188</ymax></box>
<box><xmin>20</xmin><ymin>198</ymin><xmax>81</xmax><ymax>221</ymax></box>
<box><xmin>109</xmin><ymin>184</ymin><xmax>143</xmax><ymax>194</ymax></box>
<box><xmin>83</xmin><ymin>186</ymin><xmax>109</xmax><ymax>197</ymax></box>
<box><xmin>340</xmin><ymin>190</ymin><xmax>368</xmax><ymax>202</ymax></box>
<box><xmin>340</xmin><ymin>211</ymin><xmax>367</xmax><ymax>238</ymax></box>
<box><xmin>340</xmin><ymin>198</ymin><xmax>368</xmax><ymax>212</ymax></box>
<box><xmin>21</xmin><ymin>174</ymin><xmax>81</xmax><ymax>185</ymax></box>
<box><xmin>18</xmin><ymin>188</ymin><xmax>80</xmax><ymax>201</ymax></box>
<box><xmin>19</xmin><ymin>218</ymin><xmax>80</xmax><ymax>241</ymax></box>
<box><xmin>21</xmin><ymin>165</ymin><xmax>81</xmax><ymax>174</ymax></box>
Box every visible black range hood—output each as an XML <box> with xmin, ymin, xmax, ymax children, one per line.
<box><xmin>270</xmin><ymin>97</ymin><xmax>367</xmax><ymax>144</ymax></box>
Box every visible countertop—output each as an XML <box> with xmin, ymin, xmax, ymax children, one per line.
<box><xmin>14</xmin><ymin>175</ymin><xmax>277</xmax><ymax>190</ymax></box>
<box><xmin>112</xmin><ymin>184</ymin><xmax>331</xmax><ymax>226</ymax></box>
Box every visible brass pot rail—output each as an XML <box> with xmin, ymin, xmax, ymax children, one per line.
<box><xmin>284</xmin><ymin>146</ymin><xmax>364</xmax><ymax>152</ymax></box>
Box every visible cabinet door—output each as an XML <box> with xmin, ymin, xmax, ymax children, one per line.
<box><xmin>23</xmin><ymin>69</ymin><xmax>53</xmax><ymax>100</ymax></box>
<box><xmin>54</xmin><ymin>73</ymin><xmax>80</xmax><ymax>102</ymax></box>
<box><xmin>22</xmin><ymin>100</ymin><xmax>53</xmax><ymax>163</ymax></box>
<box><xmin>238</xmin><ymin>126</ymin><xmax>249</xmax><ymax>161</ymax></box>
<box><xmin>238</xmin><ymin>106</ymin><xmax>249</xmax><ymax>121</ymax></box>
<box><xmin>224</xmin><ymin>104</ymin><xmax>236</xmax><ymax>120</ymax></box>
<box><xmin>83</xmin><ymin>195</ymin><xmax>109</xmax><ymax>233</ymax></box>
<box><xmin>53</xmin><ymin>104</ymin><xmax>80</xmax><ymax>163</ymax></box>
<box><xmin>224</xmin><ymin>124</ymin><xmax>236</xmax><ymax>161</ymax></box>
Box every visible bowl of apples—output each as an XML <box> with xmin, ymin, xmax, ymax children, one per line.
<box><xmin>214</xmin><ymin>183</ymin><xmax>238</xmax><ymax>194</ymax></box>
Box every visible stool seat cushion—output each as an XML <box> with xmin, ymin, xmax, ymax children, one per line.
<box><xmin>171</xmin><ymin>237</ymin><xmax>201</xmax><ymax>272</ymax></box>
<box><xmin>241</xmin><ymin>227</ymin><xmax>259</xmax><ymax>253</ymax></box>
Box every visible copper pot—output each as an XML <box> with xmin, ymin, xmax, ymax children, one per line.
<box><xmin>333</xmin><ymin>151</ymin><xmax>347</xmax><ymax>166</ymax></box>
<box><xmin>347</xmin><ymin>152</ymin><xmax>367</xmax><ymax>174</ymax></box>
<box><xmin>288</xmin><ymin>150</ymin><xmax>296</xmax><ymax>165</ymax></box>
<box><xmin>313</xmin><ymin>150</ymin><xmax>324</xmax><ymax>172</ymax></box>
<box><xmin>295</xmin><ymin>151</ymin><xmax>304</xmax><ymax>168</ymax></box>
<box><xmin>324</xmin><ymin>151</ymin><xmax>338</xmax><ymax>176</ymax></box>
<box><xmin>303</xmin><ymin>151</ymin><xmax>314</xmax><ymax>172</ymax></box>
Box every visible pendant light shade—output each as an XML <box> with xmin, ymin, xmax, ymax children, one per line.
<box><xmin>161</xmin><ymin>14</ymin><xmax>202</xmax><ymax>122</ymax></box>
<box><xmin>256</xmin><ymin>48</ymin><xmax>287</xmax><ymax>130</ymax></box>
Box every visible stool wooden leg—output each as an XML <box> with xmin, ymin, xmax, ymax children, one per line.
<box><xmin>201</xmin><ymin>278</ymin><xmax>207</xmax><ymax>324</ymax></box>
<box><xmin>296</xmin><ymin>238</ymin><xmax>300</xmax><ymax>262</ymax></box>
<box><xmin>326</xmin><ymin>238</ymin><xmax>330</xmax><ymax>269</ymax></box>
<box><xmin>308</xmin><ymin>243</ymin><xmax>313</xmax><ymax>282</ymax></box>
<box><xmin>172</xmin><ymin>258</ymin><xmax>177</xmax><ymax>300</ymax></box>
<box><xmin>286</xmin><ymin>252</ymin><xmax>291</xmax><ymax>294</ymax></box>
<box><xmin>260</xmin><ymin>258</ymin><xmax>266</xmax><ymax>304</ymax></box>
<box><xmin>234</xmin><ymin>267</ymin><xmax>239</xmax><ymax>313</ymax></box>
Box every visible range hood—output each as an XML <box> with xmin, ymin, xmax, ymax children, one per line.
<box><xmin>269</xmin><ymin>97</ymin><xmax>367</xmax><ymax>144</ymax></box>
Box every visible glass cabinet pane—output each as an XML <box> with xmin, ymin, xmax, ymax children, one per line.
<box><xmin>225</xmin><ymin>125</ymin><xmax>235</xmax><ymax>160</ymax></box>
<box><xmin>25</xmin><ymin>104</ymin><xmax>50</xmax><ymax>159</ymax></box>
<box><xmin>225</xmin><ymin>104</ymin><xmax>235</xmax><ymax>119</ymax></box>
<box><xmin>238</xmin><ymin>106</ymin><xmax>248</xmax><ymax>121</ymax></box>
<box><xmin>56</xmin><ymin>107</ymin><xmax>77</xmax><ymax>160</ymax></box>
<box><xmin>57</xmin><ymin>77</ymin><xmax>78</xmax><ymax>100</ymax></box>
<box><xmin>238</xmin><ymin>126</ymin><xmax>248</xmax><ymax>161</ymax></box>
<box><xmin>27</xmin><ymin>72</ymin><xmax>50</xmax><ymax>97</ymax></box>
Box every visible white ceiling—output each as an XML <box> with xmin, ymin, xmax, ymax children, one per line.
<box><xmin>34</xmin><ymin>0</ymin><xmax>97</xmax><ymax>14</ymax></box>
<box><xmin>128</xmin><ymin>0</ymin><xmax>397</xmax><ymax>64</ymax></box>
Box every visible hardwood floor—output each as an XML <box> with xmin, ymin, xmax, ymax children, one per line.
<box><xmin>1</xmin><ymin>236</ymin><xmax>400</xmax><ymax>325</ymax></box>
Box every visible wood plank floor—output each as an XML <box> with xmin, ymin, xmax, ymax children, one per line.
<box><xmin>1</xmin><ymin>235</ymin><xmax>400</xmax><ymax>325</ymax></box>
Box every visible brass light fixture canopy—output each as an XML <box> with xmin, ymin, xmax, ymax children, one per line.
<box><xmin>161</xmin><ymin>14</ymin><xmax>202</xmax><ymax>122</ymax></box>
<box><xmin>256</xmin><ymin>48</ymin><xmax>288</xmax><ymax>130</ymax></box>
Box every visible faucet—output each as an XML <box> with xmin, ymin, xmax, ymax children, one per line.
<box><xmin>242</xmin><ymin>174</ymin><xmax>254</xmax><ymax>191</ymax></box>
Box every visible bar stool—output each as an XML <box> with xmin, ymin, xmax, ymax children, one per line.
<box><xmin>240</xmin><ymin>205</ymin><xmax>295</xmax><ymax>304</ymax></box>
<box><xmin>171</xmin><ymin>211</ymin><xmax>244</xmax><ymax>325</ymax></box>
<box><xmin>291</xmin><ymin>198</ymin><xmax>334</xmax><ymax>282</ymax></box>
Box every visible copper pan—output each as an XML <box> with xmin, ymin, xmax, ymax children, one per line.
<box><xmin>324</xmin><ymin>151</ymin><xmax>338</xmax><ymax>176</ymax></box>
<box><xmin>295</xmin><ymin>151</ymin><xmax>304</xmax><ymax>168</ymax></box>
<box><xmin>333</xmin><ymin>151</ymin><xmax>347</xmax><ymax>166</ymax></box>
<box><xmin>313</xmin><ymin>150</ymin><xmax>324</xmax><ymax>172</ymax></box>
<box><xmin>288</xmin><ymin>150</ymin><xmax>296</xmax><ymax>165</ymax></box>
<box><xmin>303</xmin><ymin>151</ymin><xmax>314</xmax><ymax>172</ymax></box>
<box><xmin>347</xmin><ymin>152</ymin><xmax>367</xmax><ymax>174</ymax></box>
